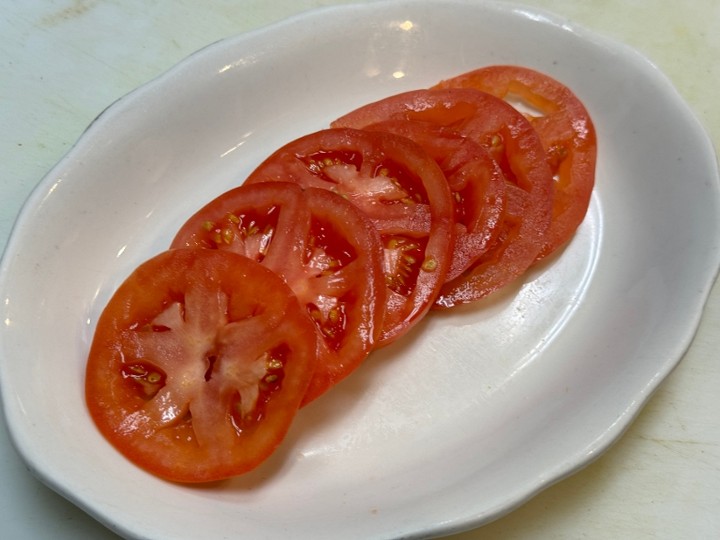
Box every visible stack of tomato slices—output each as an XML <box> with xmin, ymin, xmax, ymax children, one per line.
<box><xmin>85</xmin><ymin>65</ymin><xmax>597</xmax><ymax>483</ymax></box>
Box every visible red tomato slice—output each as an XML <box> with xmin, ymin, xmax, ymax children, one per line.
<box><xmin>333</xmin><ymin>89</ymin><xmax>553</xmax><ymax>308</ymax></box>
<box><xmin>171</xmin><ymin>182</ymin><xmax>386</xmax><ymax>404</ymax></box>
<box><xmin>243</xmin><ymin>127</ymin><xmax>455</xmax><ymax>345</ymax></box>
<box><xmin>85</xmin><ymin>249</ymin><xmax>317</xmax><ymax>483</ymax></box>
<box><xmin>434</xmin><ymin>65</ymin><xmax>597</xmax><ymax>260</ymax></box>
<box><xmin>354</xmin><ymin>119</ymin><xmax>506</xmax><ymax>281</ymax></box>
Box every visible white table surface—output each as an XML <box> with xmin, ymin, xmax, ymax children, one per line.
<box><xmin>1</xmin><ymin>1</ymin><xmax>718</xmax><ymax>538</ymax></box>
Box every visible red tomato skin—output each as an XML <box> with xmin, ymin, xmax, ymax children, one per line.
<box><xmin>333</xmin><ymin>89</ymin><xmax>553</xmax><ymax>307</ymax></box>
<box><xmin>434</xmin><ymin>65</ymin><xmax>597</xmax><ymax>260</ymax></box>
<box><xmin>243</xmin><ymin>127</ymin><xmax>455</xmax><ymax>345</ymax></box>
<box><xmin>85</xmin><ymin>249</ymin><xmax>317</xmax><ymax>483</ymax></box>
<box><xmin>171</xmin><ymin>181</ymin><xmax>386</xmax><ymax>404</ymax></box>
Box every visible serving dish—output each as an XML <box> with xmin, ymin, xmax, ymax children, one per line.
<box><xmin>1</xmin><ymin>1</ymin><xmax>719</xmax><ymax>538</ymax></box>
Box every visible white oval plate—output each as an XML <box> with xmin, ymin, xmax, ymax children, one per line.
<box><xmin>1</xmin><ymin>1</ymin><xmax>719</xmax><ymax>538</ymax></box>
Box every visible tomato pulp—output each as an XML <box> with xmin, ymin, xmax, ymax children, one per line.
<box><xmin>244</xmin><ymin>127</ymin><xmax>455</xmax><ymax>343</ymax></box>
<box><xmin>333</xmin><ymin>88</ymin><xmax>554</xmax><ymax>308</ymax></box>
<box><xmin>434</xmin><ymin>65</ymin><xmax>597</xmax><ymax>260</ymax></box>
<box><xmin>172</xmin><ymin>182</ymin><xmax>386</xmax><ymax>404</ymax></box>
<box><xmin>358</xmin><ymin>119</ymin><xmax>506</xmax><ymax>282</ymax></box>
<box><xmin>85</xmin><ymin>249</ymin><xmax>318</xmax><ymax>483</ymax></box>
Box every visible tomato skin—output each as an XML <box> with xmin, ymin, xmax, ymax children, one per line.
<box><xmin>85</xmin><ymin>249</ymin><xmax>317</xmax><ymax>483</ymax></box>
<box><xmin>171</xmin><ymin>182</ymin><xmax>386</xmax><ymax>404</ymax></box>
<box><xmin>434</xmin><ymin>65</ymin><xmax>597</xmax><ymax>260</ymax></box>
<box><xmin>333</xmin><ymin>89</ymin><xmax>553</xmax><ymax>307</ymax></box>
<box><xmin>243</xmin><ymin>127</ymin><xmax>455</xmax><ymax>344</ymax></box>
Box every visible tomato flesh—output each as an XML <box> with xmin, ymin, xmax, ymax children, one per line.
<box><xmin>356</xmin><ymin>119</ymin><xmax>507</xmax><ymax>281</ymax></box>
<box><xmin>333</xmin><ymin>89</ymin><xmax>553</xmax><ymax>307</ymax></box>
<box><xmin>434</xmin><ymin>65</ymin><xmax>597</xmax><ymax>260</ymax></box>
<box><xmin>171</xmin><ymin>182</ymin><xmax>386</xmax><ymax>404</ymax></box>
<box><xmin>85</xmin><ymin>249</ymin><xmax>317</xmax><ymax>483</ymax></box>
<box><xmin>244</xmin><ymin>128</ymin><xmax>455</xmax><ymax>344</ymax></box>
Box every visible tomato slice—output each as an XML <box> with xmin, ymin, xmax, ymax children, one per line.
<box><xmin>85</xmin><ymin>249</ymin><xmax>317</xmax><ymax>483</ymax></box>
<box><xmin>355</xmin><ymin>119</ymin><xmax>506</xmax><ymax>281</ymax></box>
<box><xmin>243</xmin><ymin>127</ymin><xmax>455</xmax><ymax>344</ymax></box>
<box><xmin>333</xmin><ymin>89</ymin><xmax>553</xmax><ymax>307</ymax></box>
<box><xmin>434</xmin><ymin>65</ymin><xmax>597</xmax><ymax>260</ymax></box>
<box><xmin>171</xmin><ymin>182</ymin><xmax>386</xmax><ymax>404</ymax></box>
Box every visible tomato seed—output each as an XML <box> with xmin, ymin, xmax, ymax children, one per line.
<box><xmin>421</xmin><ymin>256</ymin><xmax>438</xmax><ymax>272</ymax></box>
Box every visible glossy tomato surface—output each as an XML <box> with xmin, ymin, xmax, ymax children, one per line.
<box><xmin>85</xmin><ymin>249</ymin><xmax>317</xmax><ymax>483</ymax></box>
<box><xmin>244</xmin><ymin>128</ymin><xmax>455</xmax><ymax>344</ymax></box>
<box><xmin>354</xmin><ymin>119</ymin><xmax>506</xmax><ymax>282</ymax></box>
<box><xmin>171</xmin><ymin>182</ymin><xmax>385</xmax><ymax>404</ymax></box>
<box><xmin>435</xmin><ymin>65</ymin><xmax>597</xmax><ymax>260</ymax></box>
<box><xmin>334</xmin><ymin>89</ymin><xmax>553</xmax><ymax>307</ymax></box>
